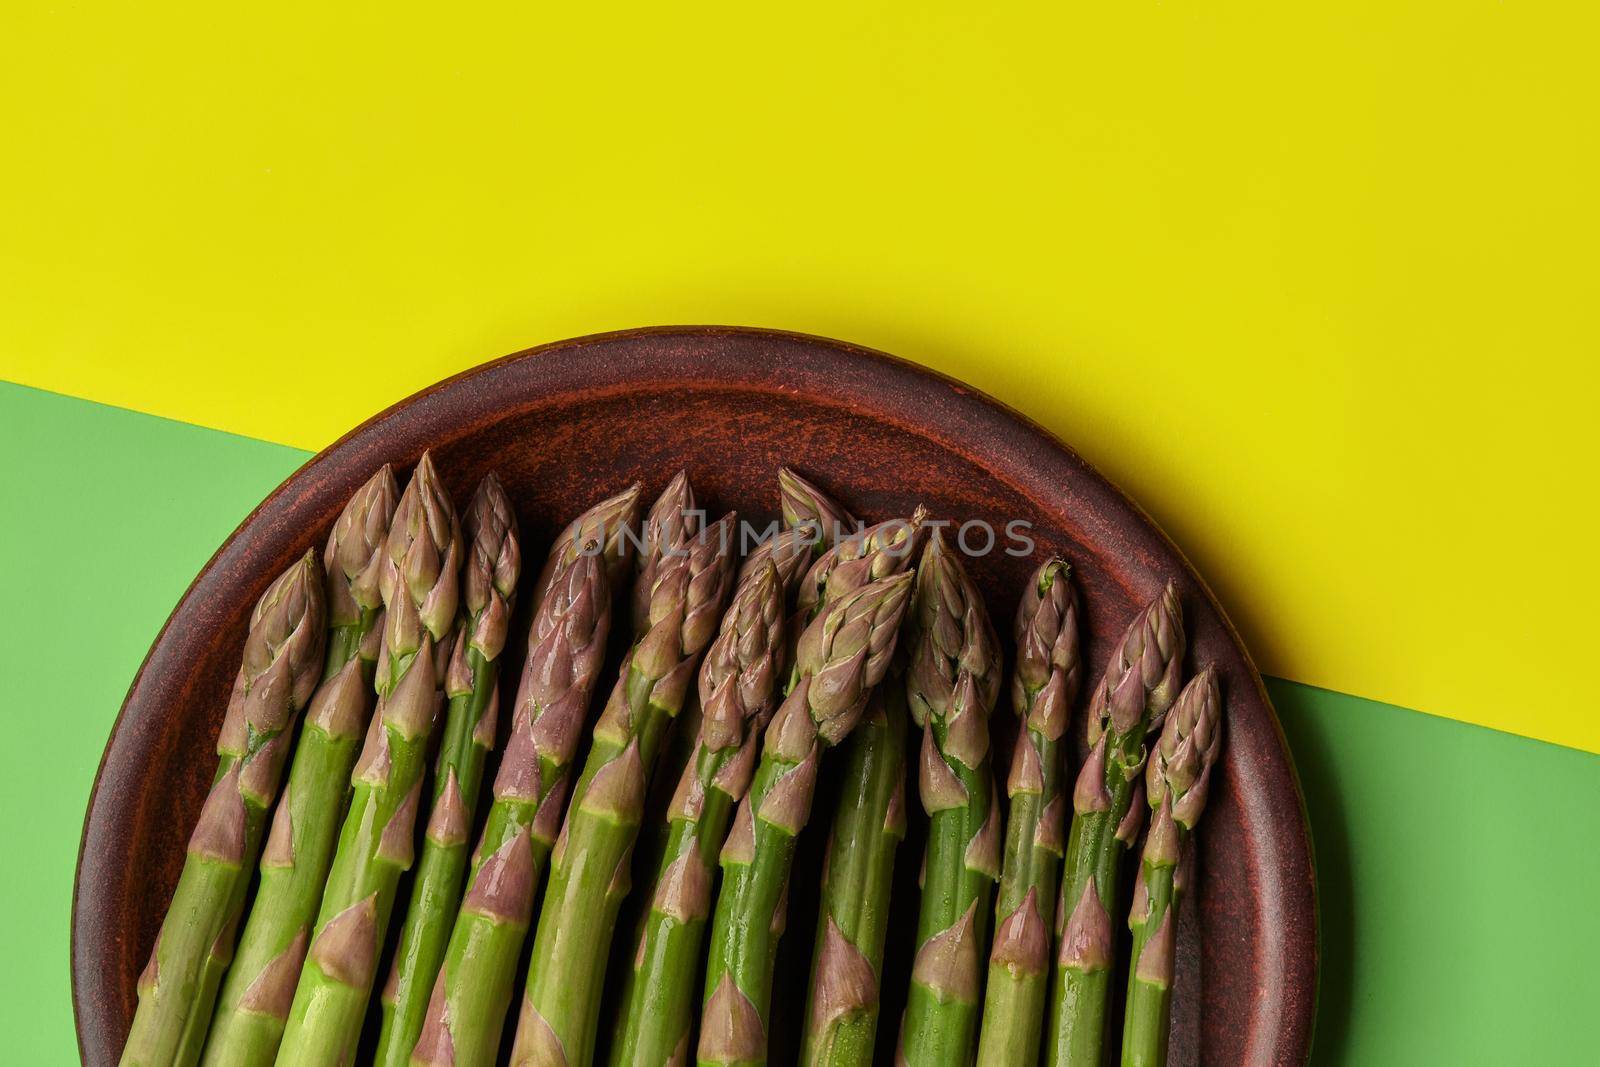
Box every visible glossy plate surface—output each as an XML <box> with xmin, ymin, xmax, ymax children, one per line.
<box><xmin>73</xmin><ymin>327</ymin><xmax>1316</xmax><ymax>1065</ymax></box>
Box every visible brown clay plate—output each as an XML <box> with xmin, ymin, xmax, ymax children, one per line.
<box><xmin>73</xmin><ymin>326</ymin><xmax>1316</xmax><ymax>1065</ymax></box>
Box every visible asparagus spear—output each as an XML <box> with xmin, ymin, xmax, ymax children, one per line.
<box><xmin>1045</xmin><ymin>582</ymin><xmax>1184</xmax><ymax>1067</ymax></box>
<box><xmin>410</xmin><ymin>500</ymin><xmax>626</xmax><ymax>1067</ymax></box>
<box><xmin>610</xmin><ymin>559</ymin><xmax>787</xmax><ymax>1065</ymax></box>
<box><xmin>510</xmin><ymin>502</ymin><xmax>738</xmax><ymax>1067</ymax></box>
<box><xmin>200</xmin><ymin>467</ymin><xmax>399</xmax><ymax>1067</ymax></box>
<box><xmin>896</xmin><ymin>531</ymin><xmax>1003</xmax><ymax>1066</ymax></box>
<box><xmin>276</xmin><ymin>452</ymin><xmax>464</xmax><ymax>1065</ymax></box>
<box><xmin>120</xmin><ymin>551</ymin><xmax>326</xmax><ymax>1067</ymax></box>
<box><xmin>798</xmin><ymin>683</ymin><xmax>908</xmax><ymax>1067</ymax></box>
<box><xmin>698</xmin><ymin>570</ymin><xmax>915</xmax><ymax>1067</ymax></box>
<box><xmin>975</xmin><ymin>558</ymin><xmax>1082</xmax><ymax>1066</ymax></box>
<box><xmin>721</xmin><ymin>524</ymin><xmax>821</xmax><ymax>722</ymax></box>
<box><xmin>1120</xmin><ymin>668</ymin><xmax>1221</xmax><ymax>1067</ymax></box>
<box><xmin>374</xmin><ymin>474</ymin><xmax>522</xmax><ymax>1067</ymax></box>
<box><xmin>542</xmin><ymin>470</ymin><xmax>678</xmax><ymax>989</ymax></box>
<box><xmin>791</xmin><ymin>505</ymin><xmax>942</xmax><ymax>1067</ymax></box>
<box><xmin>643</xmin><ymin>473</ymin><xmax>850</xmax><ymax>857</ymax></box>
<box><xmin>617</xmin><ymin>473</ymin><xmax>721</xmax><ymax>902</ymax></box>
<box><xmin>693</xmin><ymin>473</ymin><xmax>852</xmax><ymax>826</ymax></box>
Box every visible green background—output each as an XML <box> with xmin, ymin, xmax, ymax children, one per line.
<box><xmin>4</xmin><ymin>381</ymin><xmax>1595</xmax><ymax>1064</ymax></box>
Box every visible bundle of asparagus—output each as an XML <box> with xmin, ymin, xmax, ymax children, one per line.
<box><xmin>410</xmin><ymin>485</ymin><xmax>637</xmax><ymax>1066</ymax></box>
<box><xmin>374</xmin><ymin>474</ymin><xmax>522</xmax><ymax>1066</ymax></box>
<box><xmin>122</xmin><ymin>552</ymin><xmax>326</xmax><ymax>1067</ymax></box>
<box><xmin>1047</xmin><ymin>582</ymin><xmax>1184</xmax><ymax>1067</ymax></box>
<box><xmin>275</xmin><ymin>452</ymin><xmax>464</xmax><ymax>1065</ymax></box>
<box><xmin>122</xmin><ymin>459</ymin><xmax>1232</xmax><ymax>1067</ymax></box>
<box><xmin>607</xmin><ymin>471</ymin><xmax>848</xmax><ymax>1066</ymax></box>
<box><xmin>699</xmin><ymin>569</ymin><xmax>915</xmax><ymax>1066</ymax></box>
<box><xmin>511</xmin><ymin>483</ymin><xmax>739</xmax><ymax>1067</ymax></box>
<box><xmin>201</xmin><ymin>467</ymin><xmax>398</xmax><ymax>1067</ymax></box>
<box><xmin>975</xmin><ymin>557</ymin><xmax>1081</xmax><ymax>1066</ymax></box>
<box><xmin>609</xmin><ymin>556</ymin><xmax>787</xmax><ymax>1064</ymax></box>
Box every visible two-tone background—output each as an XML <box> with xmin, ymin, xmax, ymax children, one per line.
<box><xmin>4</xmin><ymin>4</ymin><xmax>1596</xmax><ymax>1063</ymax></box>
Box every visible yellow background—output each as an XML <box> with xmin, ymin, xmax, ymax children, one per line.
<box><xmin>3</xmin><ymin>3</ymin><xmax>1596</xmax><ymax>751</ymax></box>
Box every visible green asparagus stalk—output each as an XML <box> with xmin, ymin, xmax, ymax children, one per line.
<box><xmin>698</xmin><ymin>569</ymin><xmax>915</xmax><ymax>1067</ymax></box>
<box><xmin>791</xmin><ymin>508</ymin><xmax>936</xmax><ymax>1067</ymax></box>
<box><xmin>896</xmin><ymin>530</ymin><xmax>1003</xmax><ymax>1066</ymax></box>
<box><xmin>1045</xmin><ymin>581</ymin><xmax>1184</xmax><ymax>1067</ymax></box>
<box><xmin>1121</xmin><ymin>668</ymin><xmax>1221</xmax><ymax>1067</ymax></box>
<box><xmin>975</xmin><ymin>558</ymin><xmax>1083</xmax><ymax>1067</ymax></box>
<box><xmin>617</xmin><ymin>473</ymin><xmax>720</xmax><ymax>896</ymax></box>
<box><xmin>410</xmin><ymin>492</ymin><xmax>629</xmax><ymax>1067</ymax></box>
<box><xmin>374</xmin><ymin>474</ymin><xmax>523</xmax><ymax>1067</ymax></box>
<box><xmin>798</xmin><ymin>683</ymin><xmax>908</xmax><ymax>1067</ymax></box>
<box><xmin>540</xmin><ymin>470</ymin><xmax>678</xmax><ymax>976</ymax></box>
<box><xmin>200</xmin><ymin>467</ymin><xmax>399</xmax><ymax>1067</ymax></box>
<box><xmin>120</xmin><ymin>551</ymin><xmax>326</xmax><ymax>1067</ymax></box>
<box><xmin>610</xmin><ymin>559</ymin><xmax>787</xmax><ymax>1065</ymax></box>
<box><xmin>275</xmin><ymin>451</ymin><xmax>464</xmax><ymax>1066</ymax></box>
<box><xmin>510</xmin><ymin>502</ymin><xmax>738</xmax><ymax>1067</ymax></box>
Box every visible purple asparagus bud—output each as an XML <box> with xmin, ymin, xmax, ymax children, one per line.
<box><xmin>534</xmin><ymin>481</ymin><xmax>644</xmax><ymax>606</ymax></box>
<box><xmin>792</xmin><ymin>571</ymin><xmax>915</xmax><ymax>745</ymax></box>
<box><xmin>323</xmin><ymin>465</ymin><xmax>399</xmax><ymax>627</ymax></box>
<box><xmin>1084</xmin><ymin>580</ymin><xmax>1185</xmax><ymax>751</ymax></box>
<box><xmin>379</xmin><ymin>452</ymin><xmax>463</xmax><ymax>673</ymax></box>
<box><xmin>738</xmin><ymin>526</ymin><xmax>815</xmax><ymax>600</ymax></box>
<box><xmin>1012</xmin><ymin>557</ymin><xmax>1081</xmax><ymax>739</ymax></box>
<box><xmin>507</xmin><ymin>547</ymin><xmax>610</xmax><ymax>776</ymax></box>
<box><xmin>778</xmin><ymin>467</ymin><xmax>859</xmax><ymax>550</ymax></box>
<box><xmin>623</xmin><ymin>512</ymin><xmax>740</xmax><ymax>729</ymax></box>
<box><xmin>1147</xmin><ymin>666</ymin><xmax>1223</xmax><ymax>833</ymax></box>
<box><xmin>633</xmin><ymin>470</ymin><xmax>697</xmax><ymax>637</ymax></box>
<box><xmin>219</xmin><ymin>551</ymin><xmax>329</xmax><ymax>755</ymax></box>
<box><xmin>905</xmin><ymin>529</ymin><xmax>1002</xmax><ymax>740</ymax></box>
<box><xmin>798</xmin><ymin>508</ymin><xmax>927</xmax><ymax>619</ymax></box>
<box><xmin>461</xmin><ymin>473</ymin><xmax>519</xmax><ymax>660</ymax></box>
<box><xmin>699</xmin><ymin>561</ymin><xmax>786</xmax><ymax>753</ymax></box>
